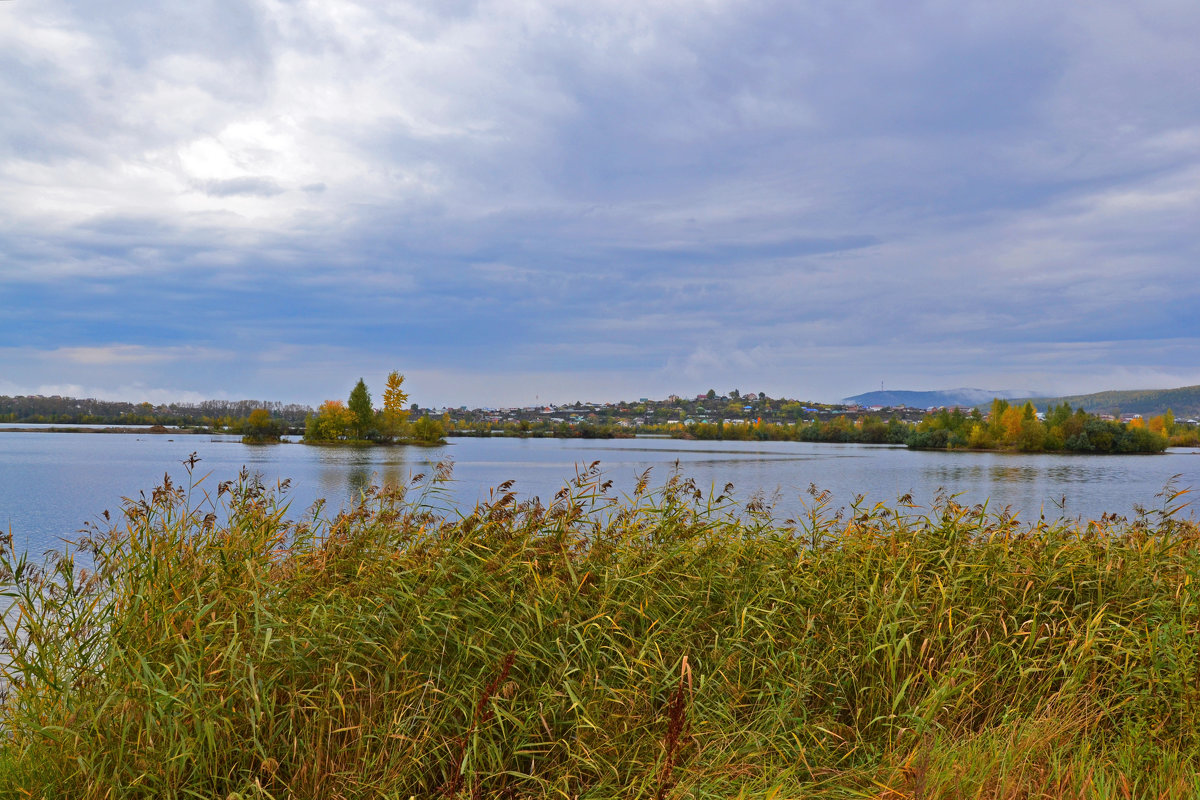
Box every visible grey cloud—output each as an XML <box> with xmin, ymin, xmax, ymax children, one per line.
<box><xmin>200</xmin><ymin>176</ymin><xmax>285</xmax><ymax>197</ymax></box>
<box><xmin>2</xmin><ymin>1</ymin><xmax>1200</xmax><ymax>404</ymax></box>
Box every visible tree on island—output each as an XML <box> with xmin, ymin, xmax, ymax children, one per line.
<box><xmin>379</xmin><ymin>370</ymin><xmax>410</xmax><ymax>442</ymax></box>
<box><xmin>303</xmin><ymin>372</ymin><xmax>442</xmax><ymax>444</ymax></box>
<box><xmin>348</xmin><ymin>379</ymin><xmax>373</xmax><ymax>440</ymax></box>
<box><xmin>240</xmin><ymin>408</ymin><xmax>285</xmax><ymax>443</ymax></box>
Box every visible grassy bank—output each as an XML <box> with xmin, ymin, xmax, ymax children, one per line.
<box><xmin>2</xmin><ymin>464</ymin><xmax>1199</xmax><ymax>798</ymax></box>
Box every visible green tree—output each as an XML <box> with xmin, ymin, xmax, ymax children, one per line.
<box><xmin>988</xmin><ymin>398</ymin><xmax>1010</xmax><ymax>440</ymax></box>
<box><xmin>1045</xmin><ymin>402</ymin><xmax>1073</xmax><ymax>429</ymax></box>
<box><xmin>1015</xmin><ymin>415</ymin><xmax>1046</xmax><ymax>452</ymax></box>
<box><xmin>348</xmin><ymin>379</ymin><xmax>373</xmax><ymax>440</ymax></box>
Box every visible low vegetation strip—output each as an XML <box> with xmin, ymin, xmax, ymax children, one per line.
<box><xmin>2</xmin><ymin>463</ymin><xmax>1200</xmax><ymax>798</ymax></box>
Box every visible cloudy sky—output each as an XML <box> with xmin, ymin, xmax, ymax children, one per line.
<box><xmin>1</xmin><ymin>1</ymin><xmax>1198</xmax><ymax>408</ymax></box>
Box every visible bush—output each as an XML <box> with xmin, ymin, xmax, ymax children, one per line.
<box><xmin>240</xmin><ymin>408</ymin><xmax>284</xmax><ymax>443</ymax></box>
<box><xmin>411</xmin><ymin>414</ymin><xmax>445</xmax><ymax>443</ymax></box>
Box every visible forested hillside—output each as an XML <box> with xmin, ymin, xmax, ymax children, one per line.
<box><xmin>1018</xmin><ymin>385</ymin><xmax>1200</xmax><ymax>419</ymax></box>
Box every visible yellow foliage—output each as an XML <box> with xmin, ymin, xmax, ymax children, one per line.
<box><xmin>379</xmin><ymin>371</ymin><xmax>411</xmax><ymax>441</ymax></box>
<box><xmin>1000</xmin><ymin>406</ymin><xmax>1025</xmax><ymax>440</ymax></box>
<box><xmin>314</xmin><ymin>400</ymin><xmax>355</xmax><ymax>440</ymax></box>
<box><xmin>383</xmin><ymin>371</ymin><xmax>409</xmax><ymax>420</ymax></box>
<box><xmin>967</xmin><ymin>423</ymin><xmax>992</xmax><ymax>449</ymax></box>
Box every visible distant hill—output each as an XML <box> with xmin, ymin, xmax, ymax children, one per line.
<box><xmin>843</xmin><ymin>388</ymin><xmax>1027</xmax><ymax>409</ymax></box>
<box><xmin>1017</xmin><ymin>385</ymin><xmax>1200</xmax><ymax>421</ymax></box>
<box><xmin>845</xmin><ymin>385</ymin><xmax>1200</xmax><ymax>420</ymax></box>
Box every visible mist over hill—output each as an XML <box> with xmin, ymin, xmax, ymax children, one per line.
<box><xmin>843</xmin><ymin>388</ymin><xmax>1028</xmax><ymax>408</ymax></box>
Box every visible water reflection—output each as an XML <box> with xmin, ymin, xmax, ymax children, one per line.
<box><xmin>378</xmin><ymin>461</ymin><xmax>407</xmax><ymax>490</ymax></box>
<box><xmin>241</xmin><ymin>443</ymin><xmax>1181</xmax><ymax>526</ymax></box>
<box><xmin>926</xmin><ymin>464</ymin><xmax>989</xmax><ymax>483</ymax></box>
<box><xmin>1</xmin><ymin>434</ymin><xmax>1196</xmax><ymax>559</ymax></box>
<box><xmin>1044</xmin><ymin>464</ymin><xmax>1102</xmax><ymax>484</ymax></box>
<box><xmin>313</xmin><ymin>448</ymin><xmax>399</xmax><ymax>499</ymax></box>
<box><xmin>989</xmin><ymin>465</ymin><xmax>1041</xmax><ymax>483</ymax></box>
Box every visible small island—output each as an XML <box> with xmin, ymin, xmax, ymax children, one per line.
<box><xmin>295</xmin><ymin>371</ymin><xmax>446</xmax><ymax>446</ymax></box>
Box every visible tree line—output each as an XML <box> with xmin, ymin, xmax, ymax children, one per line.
<box><xmin>0</xmin><ymin>396</ymin><xmax>311</xmax><ymax>427</ymax></box>
<box><xmin>907</xmin><ymin>400</ymin><xmax>1171</xmax><ymax>453</ymax></box>
<box><xmin>669</xmin><ymin>401</ymin><xmax>1173</xmax><ymax>453</ymax></box>
<box><xmin>6</xmin><ymin>388</ymin><xmax>1190</xmax><ymax>453</ymax></box>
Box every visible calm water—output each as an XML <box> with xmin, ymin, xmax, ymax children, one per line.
<box><xmin>1</xmin><ymin>430</ymin><xmax>1198</xmax><ymax>557</ymax></box>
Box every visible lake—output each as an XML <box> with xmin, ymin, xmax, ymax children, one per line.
<box><xmin>1</xmin><ymin>429</ymin><xmax>1198</xmax><ymax>557</ymax></box>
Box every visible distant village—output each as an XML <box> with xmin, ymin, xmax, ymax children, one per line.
<box><xmin>418</xmin><ymin>392</ymin><xmax>940</xmax><ymax>433</ymax></box>
<box><xmin>3</xmin><ymin>390</ymin><xmax>1197</xmax><ymax>436</ymax></box>
<box><xmin>413</xmin><ymin>390</ymin><xmax>1198</xmax><ymax>438</ymax></box>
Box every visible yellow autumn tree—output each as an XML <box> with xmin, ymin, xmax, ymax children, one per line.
<box><xmin>1000</xmin><ymin>405</ymin><xmax>1025</xmax><ymax>443</ymax></box>
<box><xmin>380</xmin><ymin>371</ymin><xmax>410</xmax><ymax>441</ymax></box>
<box><xmin>1148</xmin><ymin>410</ymin><xmax>1174</xmax><ymax>436</ymax></box>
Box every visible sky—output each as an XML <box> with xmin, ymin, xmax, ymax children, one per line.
<box><xmin>1</xmin><ymin>1</ymin><xmax>1198</xmax><ymax>408</ymax></box>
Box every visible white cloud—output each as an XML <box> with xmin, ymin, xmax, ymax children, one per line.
<box><xmin>1</xmin><ymin>1</ymin><xmax>1199</xmax><ymax>404</ymax></box>
<box><xmin>47</xmin><ymin>345</ymin><xmax>224</xmax><ymax>366</ymax></box>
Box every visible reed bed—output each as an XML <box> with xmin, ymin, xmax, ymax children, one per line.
<box><xmin>1</xmin><ymin>459</ymin><xmax>1199</xmax><ymax>798</ymax></box>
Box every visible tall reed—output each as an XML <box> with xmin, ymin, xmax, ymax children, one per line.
<box><xmin>1</xmin><ymin>459</ymin><xmax>1199</xmax><ymax>798</ymax></box>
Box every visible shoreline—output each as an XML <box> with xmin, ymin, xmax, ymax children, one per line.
<box><xmin>1</xmin><ymin>426</ymin><xmax>1192</xmax><ymax>455</ymax></box>
<box><xmin>0</xmin><ymin>426</ymin><xmax>206</xmax><ymax>434</ymax></box>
